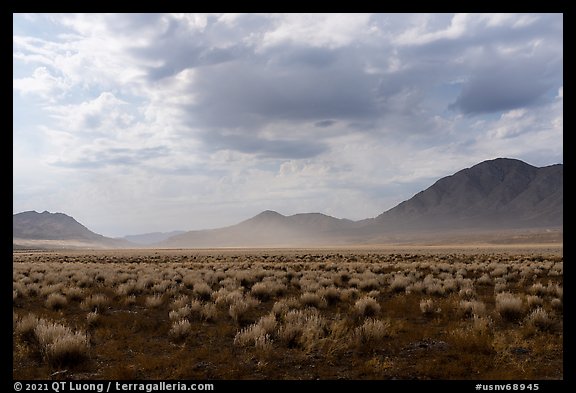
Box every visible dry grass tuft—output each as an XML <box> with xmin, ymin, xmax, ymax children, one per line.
<box><xmin>300</xmin><ymin>292</ymin><xmax>327</xmax><ymax>309</ymax></box>
<box><xmin>81</xmin><ymin>293</ymin><xmax>110</xmax><ymax>312</ymax></box>
<box><xmin>169</xmin><ymin>319</ymin><xmax>192</xmax><ymax>341</ymax></box>
<box><xmin>495</xmin><ymin>292</ymin><xmax>524</xmax><ymax>321</ymax></box>
<box><xmin>34</xmin><ymin>319</ymin><xmax>89</xmax><ymax>367</ymax></box>
<box><xmin>458</xmin><ymin>300</ymin><xmax>486</xmax><ymax>318</ymax></box>
<box><xmin>15</xmin><ymin>313</ymin><xmax>40</xmax><ymax>342</ymax></box>
<box><xmin>45</xmin><ymin>293</ymin><xmax>68</xmax><ymax>310</ymax></box>
<box><xmin>354</xmin><ymin>318</ymin><xmax>391</xmax><ymax>345</ymax></box>
<box><xmin>419</xmin><ymin>298</ymin><xmax>436</xmax><ymax>316</ymax></box>
<box><xmin>354</xmin><ymin>296</ymin><xmax>381</xmax><ymax>318</ymax></box>
<box><xmin>145</xmin><ymin>294</ymin><xmax>164</xmax><ymax>308</ymax></box>
<box><xmin>86</xmin><ymin>311</ymin><xmax>100</xmax><ymax>327</ymax></box>
<box><xmin>525</xmin><ymin>308</ymin><xmax>555</xmax><ymax>332</ymax></box>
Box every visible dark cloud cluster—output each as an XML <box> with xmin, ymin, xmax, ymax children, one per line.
<box><xmin>122</xmin><ymin>13</ymin><xmax>561</xmax><ymax>158</ymax></box>
<box><xmin>450</xmin><ymin>53</ymin><xmax>562</xmax><ymax>114</ymax></box>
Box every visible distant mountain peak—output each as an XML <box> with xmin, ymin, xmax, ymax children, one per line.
<box><xmin>249</xmin><ymin>210</ymin><xmax>285</xmax><ymax>221</ymax></box>
<box><xmin>13</xmin><ymin>210</ymin><xmax>133</xmax><ymax>249</ymax></box>
<box><xmin>373</xmin><ymin>157</ymin><xmax>562</xmax><ymax>230</ymax></box>
<box><xmin>259</xmin><ymin>210</ymin><xmax>284</xmax><ymax>216</ymax></box>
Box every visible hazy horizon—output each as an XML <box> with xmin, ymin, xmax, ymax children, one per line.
<box><xmin>13</xmin><ymin>13</ymin><xmax>563</xmax><ymax>237</ymax></box>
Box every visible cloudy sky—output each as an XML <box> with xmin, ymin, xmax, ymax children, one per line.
<box><xmin>13</xmin><ymin>13</ymin><xmax>563</xmax><ymax>237</ymax></box>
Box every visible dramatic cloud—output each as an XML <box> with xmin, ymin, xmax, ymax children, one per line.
<box><xmin>13</xmin><ymin>13</ymin><xmax>563</xmax><ymax>236</ymax></box>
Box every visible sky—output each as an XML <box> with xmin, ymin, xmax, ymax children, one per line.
<box><xmin>13</xmin><ymin>13</ymin><xmax>563</xmax><ymax>238</ymax></box>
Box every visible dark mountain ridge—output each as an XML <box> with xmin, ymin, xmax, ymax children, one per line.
<box><xmin>13</xmin><ymin>210</ymin><xmax>132</xmax><ymax>249</ymax></box>
<box><xmin>368</xmin><ymin>158</ymin><xmax>562</xmax><ymax>231</ymax></box>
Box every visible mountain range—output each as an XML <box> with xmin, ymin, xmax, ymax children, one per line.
<box><xmin>12</xmin><ymin>158</ymin><xmax>563</xmax><ymax>249</ymax></box>
<box><xmin>12</xmin><ymin>211</ymin><xmax>132</xmax><ymax>249</ymax></box>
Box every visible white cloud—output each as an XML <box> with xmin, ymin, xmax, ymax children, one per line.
<box><xmin>261</xmin><ymin>13</ymin><xmax>372</xmax><ymax>49</ymax></box>
<box><xmin>13</xmin><ymin>66</ymin><xmax>70</xmax><ymax>101</ymax></box>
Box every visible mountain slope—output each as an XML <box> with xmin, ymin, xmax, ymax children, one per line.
<box><xmin>13</xmin><ymin>211</ymin><xmax>131</xmax><ymax>249</ymax></box>
<box><xmin>160</xmin><ymin>210</ymin><xmax>356</xmax><ymax>247</ymax></box>
<box><xmin>368</xmin><ymin>158</ymin><xmax>562</xmax><ymax>231</ymax></box>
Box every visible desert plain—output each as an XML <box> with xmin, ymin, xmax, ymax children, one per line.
<box><xmin>12</xmin><ymin>242</ymin><xmax>563</xmax><ymax>381</ymax></box>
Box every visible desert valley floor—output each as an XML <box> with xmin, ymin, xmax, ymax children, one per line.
<box><xmin>13</xmin><ymin>244</ymin><xmax>563</xmax><ymax>380</ymax></box>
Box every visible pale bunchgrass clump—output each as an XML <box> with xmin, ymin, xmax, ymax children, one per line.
<box><xmin>458</xmin><ymin>300</ymin><xmax>487</xmax><ymax>318</ymax></box>
<box><xmin>340</xmin><ymin>288</ymin><xmax>359</xmax><ymax>302</ymax></box>
<box><xmin>358</xmin><ymin>278</ymin><xmax>380</xmax><ymax>292</ymax></box>
<box><xmin>442</xmin><ymin>278</ymin><xmax>458</xmax><ymax>294</ymax></box>
<box><xmin>529</xmin><ymin>283</ymin><xmax>546</xmax><ymax>296</ymax></box>
<box><xmin>354</xmin><ymin>318</ymin><xmax>391</xmax><ymax>345</ymax></box>
<box><xmin>15</xmin><ymin>313</ymin><xmax>40</xmax><ymax>342</ymax></box>
<box><xmin>495</xmin><ymin>292</ymin><xmax>524</xmax><ymax>321</ymax></box>
<box><xmin>169</xmin><ymin>319</ymin><xmax>192</xmax><ymax>341</ymax></box>
<box><xmin>548</xmin><ymin>283</ymin><xmax>562</xmax><ymax>300</ymax></box>
<box><xmin>255</xmin><ymin>313</ymin><xmax>277</xmax><ymax>335</ymax></box>
<box><xmin>459</xmin><ymin>287</ymin><xmax>476</xmax><ymax>300</ymax></box>
<box><xmin>550</xmin><ymin>298</ymin><xmax>562</xmax><ymax>311</ymax></box>
<box><xmin>63</xmin><ymin>286</ymin><xmax>84</xmax><ymax>302</ymax></box>
<box><xmin>169</xmin><ymin>305</ymin><xmax>192</xmax><ymax>322</ymax></box>
<box><xmin>406</xmin><ymin>281</ymin><xmax>425</xmax><ymax>294</ymax></box>
<box><xmin>300</xmin><ymin>292</ymin><xmax>327</xmax><ymax>309</ymax></box>
<box><xmin>213</xmin><ymin>288</ymin><xmax>244</xmax><ymax>307</ymax></box>
<box><xmin>233</xmin><ymin>314</ymin><xmax>277</xmax><ymax>350</ymax></box>
<box><xmin>476</xmin><ymin>274</ymin><xmax>492</xmax><ymax>286</ymax></box>
<box><xmin>116</xmin><ymin>282</ymin><xmax>138</xmax><ymax>297</ymax></box>
<box><xmin>333</xmin><ymin>271</ymin><xmax>351</xmax><ymax>287</ymax></box>
<box><xmin>317</xmin><ymin>286</ymin><xmax>342</xmax><ymax>305</ymax></box>
<box><xmin>13</xmin><ymin>282</ymin><xmax>26</xmax><ymax>300</ymax></box>
<box><xmin>277</xmin><ymin>309</ymin><xmax>328</xmax><ymax>350</ymax></box>
<box><xmin>526</xmin><ymin>295</ymin><xmax>544</xmax><ymax>310</ymax></box>
<box><xmin>124</xmin><ymin>295</ymin><xmax>137</xmax><ymax>307</ymax></box>
<box><xmin>229</xmin><ymin>296</ymin><xmax>259</xmax><ymax>324</ymax></box>
<box><xmin>234</xmin><ymin>324</ymin><xmax>267</xmax><ymax>347</ymax></box>
<box><xmin>354</xmin><ymin>297</ymin><xmax>381</xmax><ymax>318</ymax></box>
<box><xmin>145</xmin><ymin>294</ymin><xmax>164</xmax><ymax>308</ymax></box>
<box><xmin>234</xmin><ymin>324</ymin><xmax>273</xmax><ymax>351</ymax></box>
<box><xmin>171</xmin><ymin>295</ymin><xmax>189</xmax><ymax>311</ymax></box>
<box><xmin>45</xmin><ymin>293</ymin><xmax>68</xmax><ymax>310</ymax></box>
<box><xmin>86</xmin><ymin>311</ymin><xmax>100</xmax><ymax>327</ymax></box>
<box><xmin>34</xmin><ymin>319</ymin><xmax>89</xmax><ymax>366</ymax></box>
<box><xmin>525</xmin><ymin>308</ymin><xmax>555</xmax><ymax>332</ymax></box>
<box><xmin>250</xmin><ymin>281</ymin><xmax>285</xmax><ymax>301</ymax></box>
<box><xmin>39</xmin><ymin>284</ymin><xmax>64</xmax><ymax>298</ymax></box>
<box><xmin>151</xmin><ymin>280</ymin><xmax>171</xmax><ymax>295</ymax></box>
<box><xmin>271</xmin><ymin>297</ymin><xmax>300</xmax><ymax>317</ymax></box>
<box><xmin>450</xmin><ymin>324</ymin><xmax>494</xmax><ymax>354</ymax></box>
<box><xmin>389</xmin><ymin>275</ymin><xmax>411</xmax><ymax>293</ymax></box>
<box><xmin>201</xmin><ymin>302</ymin><xmax>218</xmax><ymax>322</ymax></box>
<box><xmin>490</xmin><ymin>266</ymin><xmax>508</xmax><ymax>277</ymax></box>
<box><xmin>425</xmin><ymin>282</ymin><xmax>446</xmax><ymax>297</ymax></box>
<box><xmin>188</xmin><ymin>299</ymin><xmax>204</xmax><ymax>320</ymax></box>
<box><xmin>182</xmin><ymin>273</ymin><xmax>199</xmax><ymax>289</ymax></box>
<box><xmin>471</xmin><ymin>314</ymin><xmax>493</xmax><ymax>335</ymax></box>
<box><xmin>494</xmin><ymin>282</ymin><xmax>507</xmax><ymax>294</ymax></box>
<box><xmin>420</xmin><ymin>298</ymin><xmax>436</xmax><ymax>316</ymax></box>
<box><xmin>81</xmin><ymin>294</ymin><xmax>110</xmax><ymax>312</ymax></box>
<box><xmin>366</xmin><ymin>289</ymin><xmax>380</xmax><ymax>298</ymax></box>
<box><xmin>193</xmin><ymin>282</ymin><xmax>213</xmax><ymax>301</ymax></box>
<box><xmin>46</xmin><ymin>333</ymin><xmax>89</xmax><ymax>366</ymax></box>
